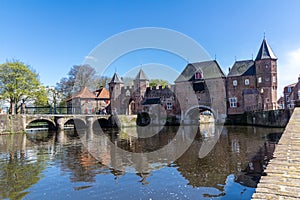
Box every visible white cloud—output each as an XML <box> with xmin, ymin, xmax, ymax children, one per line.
<box><xmin>84</xmin><ymin>55</ymin><xmax>98</xmax><ymax>62</ymax></box>
<box><xmin>277</xmin><ymin>48</ymin><xmax>300</xmax><ymax>97</ymax></box>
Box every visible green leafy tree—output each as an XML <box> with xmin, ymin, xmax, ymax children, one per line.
<box><xmin>149</xmin><ymin>79</ymin><xmax>169</xmax><ymax>88</ymax></box>
<box><xmin>0</xmin><ymin>61</ymin><xmax>45</xmax><ymax>114</ymax></box>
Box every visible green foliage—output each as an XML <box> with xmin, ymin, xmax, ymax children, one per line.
<box><xmin>149</xmin><ymin>79</ymin><xmax>169</xmax><ymax>88</ymax></box>
<box><xmin>0</xmin><ymin>61</ymin><xmax>45</xmax><ymax>114</ymax></box>
<box><xmin>0</xmin><ymin>134</ymin><xmax>46</xmax><ymax>200</ymax></box>
<box><xmin>34</xmin><ymin>86</ymin><xmax>49</xmax><ymax>106</ymax></box>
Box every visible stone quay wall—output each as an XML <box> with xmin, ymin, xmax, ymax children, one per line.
<box><xmin>0</xmin><ymin>115</ymin><xmax>25</xmax><ymax>134</ymax></box>
<box><xmin>226</xmin><ymin>109</ymin><xmax>292</xmax><ymax>128</ymax></box>
<box><xmin>252</xmin><ymin>107</ymin><xmax>300</xmax><ymax>199</ymax></box>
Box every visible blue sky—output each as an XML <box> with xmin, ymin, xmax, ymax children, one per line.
<box><xmin>1</xmin><ymin>0</ymin><xmax>300</xmax><ymax>96</ymax></box>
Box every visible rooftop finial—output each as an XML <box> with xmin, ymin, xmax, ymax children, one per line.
<box><xmin>263</xmin><ymin>32</ymin><xmax>266</xmax><ymax>39</ymax></box>
<box><xmin>215</xmin><ymin>54</ymin><xmax>217</xmax><ymax>60</ymax></box>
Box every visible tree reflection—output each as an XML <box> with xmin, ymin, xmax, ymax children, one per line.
<box><xmin>0</xmin><ymin>134</ymin><xmax>46</xmax><ymax>200</ymax></box>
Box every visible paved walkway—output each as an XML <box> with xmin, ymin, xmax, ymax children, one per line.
<box><xmin>252</xmin><ymin>107</ymin><xmax>300</xmax><ymax>199</ymax></box>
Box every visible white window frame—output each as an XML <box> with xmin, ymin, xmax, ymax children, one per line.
<box><xmin>233</xmin><ymin>80</ymin><xmax>237</xmax><ymax>86</ymax></box>
<box><xmin>298</xmin><ymin>90</ymin><xmax>300</xmax><ymax>100</ymax></box>
<box><xmin>229</xmin><ymin>97</ymin><xmax>237</xmax><ymax>108</ymax></box>
<box><xmin>272</xmin><ymin>76</ymin><xmax>276</xmax><ymax>83</ymax></box>
<box><xmin>265</xmin><ymin>64</ymin><xmax>269</xmax><ymax>69</ymax></box>
<box><xmin>258</xmin><ymin>77</ymin><xmax>262</xmax><ymax>83</ymax></box>
<box><xmin>245</xmin><ymin>79</ymin><xmax>249</xmax><ymax>85</ymax></box>
<box><xmin>166</xmin><ymin>102</ymin><xmax>172</xmax><ymax>110</ymax></box>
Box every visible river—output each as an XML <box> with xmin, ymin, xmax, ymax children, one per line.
<box><xmin>0</xmin><ymin>125</ymin><xmax>283</xmax><ymax>199</ymax></box>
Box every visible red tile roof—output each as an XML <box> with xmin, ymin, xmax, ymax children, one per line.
<box><xmin>67</xmin><ymin>87</ymin><xmax>96</xmax><ymax>101</ymax></box>
<box><xmin>95</xmin><ymin>87</ymin><xmax>110</xmax><ymax>99</ymax></box>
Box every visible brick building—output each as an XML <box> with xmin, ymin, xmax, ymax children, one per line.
<box><xmin>67</xmin><ymin>86</ymin><xmax>110</xmax><ymax>114</ymax></box>
<box><xmin>226</xmin><ymin>38</ymin><xmax>278</xmax><ymax>115</ymax></box>
<box><xmin>282</xmin><ymin>75</ymin><xmax>300</xmax><ymax>109</ymax></box>
<box><xmin>108</xmin><ymin>61</ymin><xmax>226</xmax><ymax>121</ymax></box>
<box><xmin>69</xmin><ymin>38</ymin><xmax>279</xmax><ymax>117</ymax></box>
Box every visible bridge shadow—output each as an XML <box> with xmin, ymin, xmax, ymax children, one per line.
<box><xmin>93</xmin><ymin>116</ymin><xmax>119</xmax><ymax>131</ymax></box>
<box><xmin>65</xmin><ymin>119</ymin><xmax>87</xmax><ymax>131</ymax></box>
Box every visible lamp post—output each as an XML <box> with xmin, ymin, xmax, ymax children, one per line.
<box><xmin>260</xmin><ymin>88</ymin><xmax>264</xmax><ymax>111</ymax></box>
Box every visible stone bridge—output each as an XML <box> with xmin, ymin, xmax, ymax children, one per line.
<box><xmin>25</xmin><ymin>114</ymin><xmax>114</xmax><ymax>130</ymax></box>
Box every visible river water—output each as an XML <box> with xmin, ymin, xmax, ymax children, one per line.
<box><xmin>0</xmin><ymin>125</ymin><xmax>283</xmax><ymax>200</ymax></box>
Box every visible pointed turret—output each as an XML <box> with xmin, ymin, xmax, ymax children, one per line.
<box><xmin>134</xmin><ymin>69</ymin><xmax>149</xmax><ymax>98</ymax></box>
<box><xmin>109</xmin><ymin>72</ymin><xmax>123</xmax><ymax>84</ymax></box>
<box><xmin>255</xmin><ymin>37</ymin><xmax>278</xmax><ymax>110</ymax></box>
<box><xmin>255</xmin><ymin>38</ymin><xmax>277</xmax><ymax>61</ymax></box>
<box><xmin>135</xmin><ymin>69</ymin><xmax>149</xmax><ymax>81</ymax></box>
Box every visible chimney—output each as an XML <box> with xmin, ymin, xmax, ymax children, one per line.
<box><xmin>298</xmin><ymin>74</ymin><xmax>300</xmax><ymax>83</ymax></box>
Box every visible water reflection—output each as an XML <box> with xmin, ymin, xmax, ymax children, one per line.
<box><xmin>0</xmin><ymin>134</ymin><xmax>46</xmax><ymax>200</ymax></box>
<box><xmin>0</xmin><ymin>125</ymin><xmax>283</xmax><ymax>199</ymax></box>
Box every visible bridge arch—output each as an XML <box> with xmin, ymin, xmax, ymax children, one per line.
<box><xmin>64</xmin><ymin>118</ymin><xmax>87</xmax><ymax>130</ymax></box>
<box><xmin>26</xmin><ymin>118</ymin><xmax>56</xmax><ymax>130</ymax></box>
<box><xmin>184</xmin><ymin>105</ymin><xmax>218</xmax><ymax>124</ymax></box>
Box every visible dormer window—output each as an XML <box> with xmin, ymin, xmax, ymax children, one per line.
<box><xmin>195</xmin><ymin>72</ymin><xmax>202</xmax><ymax>79</ymax></box>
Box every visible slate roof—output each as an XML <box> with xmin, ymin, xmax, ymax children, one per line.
<box><xmin>255</xmin><ymin>38</ymin><xmax>277</xmax><ymax>60</ymax></box>
<box><xmin>67</xmin><ymin>87</ymin><xmax>96</xmax><ymax>101</ymax></box>
<box><xmin>109</xmin><ymin>73</ymin><xmax>123</xmax><ymax>84</ymax></box>
<box><xmin>284</xmin><ymin>83</ymin><xmax>297</xmax><ymax>88</ymax></box>
<box><xmin>135</xmin><ymin>69</ymin><xmax>149</xmax><ymax>81</ymax></box>
<box><xmin>228</xmin><ymin>60</ymin><xmax>255</xmax><ymax>77</ymax></box>
<box><xmin>175</xmin><ymin>60</ymin><xmax>225</xmax><ymax>82</ymax></box>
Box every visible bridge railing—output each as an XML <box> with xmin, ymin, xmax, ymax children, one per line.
<box><xmin>25</xmin><ymin>106</ymin><xmax>81</xmax><ymax>115</ymax></box>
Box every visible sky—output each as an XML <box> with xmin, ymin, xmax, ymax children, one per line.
<box><xmin>1</xmin><ymin>0</ymin><xmax>300</xmax><ymax>97</ymax></box>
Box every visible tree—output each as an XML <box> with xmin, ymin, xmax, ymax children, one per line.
<box><xmin>0</xmin><ymin>61</ymin><xmax>46</xmax><ymax>114</ymax></box>
<box><xmin>56</xmin><ymin>64</ymin><xmax>109</xmax><ymax>100</ymax></box>
<box><xmin>149</xmin><ymin>79</ymin><xmax>169</xmax><ymax>88</ymax></box>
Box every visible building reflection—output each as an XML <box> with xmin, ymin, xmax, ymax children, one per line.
<box><xmin>0</xmin><ymin>124</ymin><xmax>283</xmax><ymax>198</ymax></box>
<box><xmin>175</xmin><ymin>126</ymin><xmax>282</xmax><ymax>192</ymax></box>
